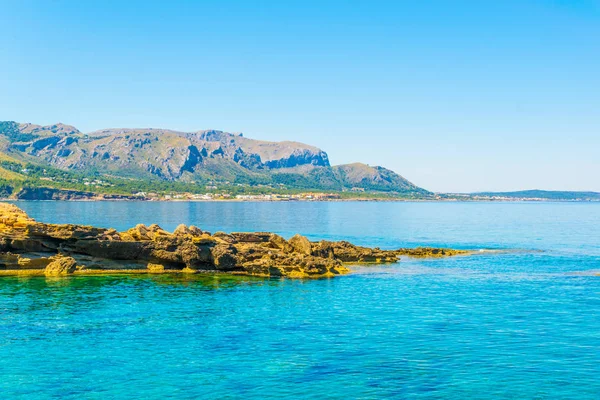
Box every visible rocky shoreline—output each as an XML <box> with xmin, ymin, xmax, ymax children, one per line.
<box><xmin>0</xmin><ymin>203</ymin><xmax>469</xmax><ymax>278</ymax></box>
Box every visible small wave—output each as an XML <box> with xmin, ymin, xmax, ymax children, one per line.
<box><xmin>475</xmin><ymin>248</ymin><xmax>544</xmax><ymax>254</ymax></box>
<box><xmin>567</xmin><ymin>270</ymin><xmax>600</xmax><ymax>276</ymax></box>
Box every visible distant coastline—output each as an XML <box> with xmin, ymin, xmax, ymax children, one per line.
<box><xmin>2</xmin><ymin>188</ymin><xmax>599</xmax><ymax>203</ymax></box>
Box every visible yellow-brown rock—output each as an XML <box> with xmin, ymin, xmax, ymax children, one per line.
<box><xmin>0</xmin><ymin>202</ymin><xmax>469</xmax><ymax>279</ymax></box>
<box><xmin>18</xmin><ymin>256</ymin><xmax>54</xmax><ymax>268</ymax></box>
<box><xmin>44</xmin><ymin>256</ymin><xmax>77</xmax><ymax>276</ymax></box>
<box><xmin>173</xmin><ymin>224</ymin><xmax>203</xmax><ymax>237</ymax></box>
<box><xmin>147</xmin><ymin>263</ymin><xmax>165</xmax><ymax>273</ymax></box>
<box><xmin>288</xmin><ymin>234</ymin><xmax>312</xmax><ymax>255</ymax></box>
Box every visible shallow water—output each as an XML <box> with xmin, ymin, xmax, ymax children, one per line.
<box><xmin>1</xmin><ymin>201</ymin><xmax>599</xmax><ymax>398</ymax></box>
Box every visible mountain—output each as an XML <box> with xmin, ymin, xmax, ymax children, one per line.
<box><xmin>0</xmin><ymin>121</ymin><xmax>429</xmax><ymax>197</ymax></box>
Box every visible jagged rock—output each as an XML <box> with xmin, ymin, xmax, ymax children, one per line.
<box><xmin>101</xmin><ymin>228</ymin><xmax>121</xmax><ymax>241</ymax></box>
<box><xmin>148</xmin><ymin>224</ymin><xmax>170</xmax><ymax>238</ymax></box>
<box><xmin>44</xmin><ymin>256</ymin><xmax>77</xmax><ymax>276</ymax></box>
<box><xmin>179</xmin><ymin>241</ymin><xmax>212</xmax><ymax>268</ymax></box>
<box><xmin>191</xmin><ymin>234</ymin><xmax>217</xmax><ymax>245</ymax></box>
<box><xmin>189</xmin><ymin>226</ymin><xmax>203</xmax><ymax>236</ymax></box>
<box><xmin>317</xmin><ymin>240</ymin><xmax>399</xmax><ymax>263</ymax></box>
<box><xmin>122</xmin><ymin>224</ymin><xmax>170</xmax><ymax>241</ymax></box>
<box><xmin>211</xmin><ymin>244</ymin><xmax>239</xmax><ymax>271</ymax></box>
<box><xmin>150</xmin><ymin>249</ymin><xmax>181</xmax><ymax>265</ymax></box>
<box><xmin>311</xmin><ymin>240</ymin><xmax>335</xmax><ymax>259</ymax></box>
<box><xmin>173</xmin><ymin>224</ymin><xmax>203</xmax><ymax>237</ymax></box>
<box><xmin>173</xmin><ymin>224</ymin><xmax>190</xmax><ymax>236</ymax></box>
<box><xmin>213</xmin><ymin>231</ymin><xmax>237</xmax><ymax>244</ymax></box>
<box><xmin>288</xmin><ymin>234</ymin><xmax>312</xmax><ymax>255</ymax></box>
<box><xmin>265</xmin><ymin>233</ymin><xmax>293</xmax><ymax>252</ymax></box>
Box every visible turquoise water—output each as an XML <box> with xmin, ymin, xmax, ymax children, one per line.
<box><xmin>1</xmin><ymin>201</ymin><xmax>599</xmax><ymax>399</ymax></box>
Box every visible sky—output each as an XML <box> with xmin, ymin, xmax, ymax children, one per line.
<box><xmin>1</xmin><ymin>0</ymin><xmax>599</xmax><ymax>192</ymax></box>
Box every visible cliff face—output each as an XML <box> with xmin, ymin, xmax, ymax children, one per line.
<box><xmin>0</xmin><ymin>121</ymin><xmax>428</xmax><ymax>194</ymax></box>
<box><xmin>0</xmin><ymin>203</ymin><xmax>468</xmax><ymax>278</ymax></box>
<box><xmin>1</xmin><ymin>123</ymin><xmax>330</xmax><ymax>180</ymax></box>
<box><xmin>192</xmin><ymin>130</ymin><xmax>330</xmax><ymax>169</ymax></box>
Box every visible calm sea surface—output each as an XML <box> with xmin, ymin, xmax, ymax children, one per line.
<box><xmin>1</xmin><ymin>201</ymin><xmax>599</xmax><ymax>399</ymax></box>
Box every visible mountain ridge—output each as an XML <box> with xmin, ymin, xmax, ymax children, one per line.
<box><xmin>0</xmin><ymin>121</ymin><xmax>429</xmax><ymax>197</ymax></box>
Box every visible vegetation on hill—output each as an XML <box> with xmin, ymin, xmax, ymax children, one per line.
<box><xmin>0</xmin><ymin>121</ymin><xmax>39</xmax><ymax>143</ymax></box>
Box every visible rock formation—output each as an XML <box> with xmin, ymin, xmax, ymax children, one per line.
<box><xmin>0</xmin><ymin>203</ymin><xmax>468</xmax><ymax>278</ymax></box>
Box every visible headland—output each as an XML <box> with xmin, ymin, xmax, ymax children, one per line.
<box><xmin>0</xmin><ymin>203</ymin><xmax>468</xmax><ymax>278</ymax></box>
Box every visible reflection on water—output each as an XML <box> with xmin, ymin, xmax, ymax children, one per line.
<box><xmin>2</xmin><ymin>273</ymin><xmax>277</xmax><ymax>296</ymax></box>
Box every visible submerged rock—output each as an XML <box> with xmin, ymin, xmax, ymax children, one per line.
<box><xmin>396</xmin><ymin>247</ymin><xmax>468</xmax><ymax>258</ymax></box>
<box><xmin>0</xmin><ymin>203</ymin><xmax>469</xmax><ymax>278</ymax></box>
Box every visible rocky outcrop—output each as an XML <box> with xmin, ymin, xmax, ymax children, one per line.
<box><xmin>289</xmin><ymin>234</ymin><xmax>312</xmax><ymax>255</ymax></box>
<box><xmin>0</xmin><ymin>203</ymin><xmax>469</xmax><ymax>278</ymax></box>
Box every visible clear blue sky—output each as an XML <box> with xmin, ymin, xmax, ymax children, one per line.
<box><xmin>1</xmin><ymin>0</ymin><xmax>598</xmax><ymax>192</ymax></box>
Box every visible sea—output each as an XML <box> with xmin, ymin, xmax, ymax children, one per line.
<box><xmin>1</xmin><ymin>201</ymin><xmax>599</xmax><ymax>399</ymax></box>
